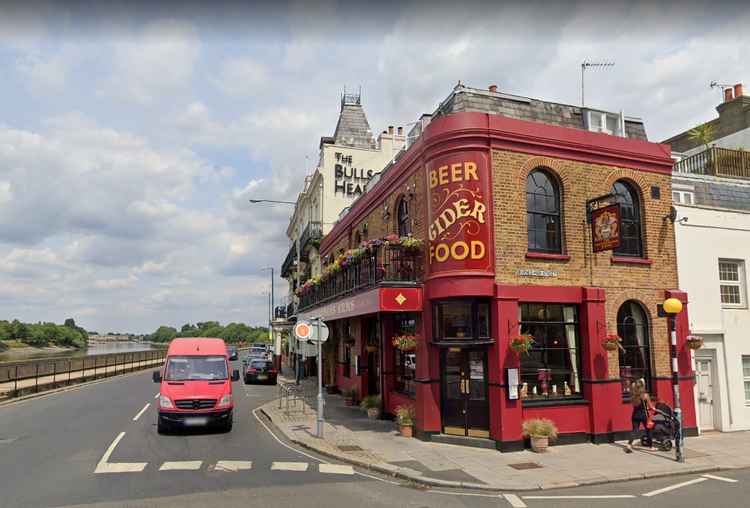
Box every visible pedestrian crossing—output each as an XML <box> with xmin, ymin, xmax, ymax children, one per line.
<box><xmin>95</xmin><ymin>460</ymin><xmax>354</xmax><ymax>475</ymax></box>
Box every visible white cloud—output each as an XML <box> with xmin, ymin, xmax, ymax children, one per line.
<box><xmin>213</xmin><ymin>57</ymin><xmax>269</xmax><ymax>97</ymax></box>
<box><xmin>101</xmin><ymin>20</ymin><xmax>200</xmax><ymax>104</ymax></box>
<box><xmin>94</xmin><ymin>275</ymin><xmax>137</xmax><ymax>290</ymax></box>
<box><xmin>0</xmin><ymin>181</ymin><xmax>11</xmax><ymax>204</ymax></box>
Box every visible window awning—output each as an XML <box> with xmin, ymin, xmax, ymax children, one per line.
<box><xmin>297</xmin><ymin>286</ymin><xmax>422</xmax><ymax>322</ymax></box>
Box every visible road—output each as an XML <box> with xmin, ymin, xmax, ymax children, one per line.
<box><xmin>0</xmin><ymin>359</ymin><xmax>747</xmax><ymax>508</ymax></box>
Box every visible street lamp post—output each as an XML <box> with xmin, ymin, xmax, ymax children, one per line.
<box><xmin>249</xmin><ymin>199</ymin><xmax>296</xmax><ymax>376</ymax></box>
<box><xmin>663</xmin><ymin>297</ymin><xmax>685</xmax><ymax>463</ymax></box>
<box><xmin>261</xmin><ymin>267</ymin><xmax>278</xmax><ymax>369</ymax></box>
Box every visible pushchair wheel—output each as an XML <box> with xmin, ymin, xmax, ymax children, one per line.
<box><xmin>660</xmin><ymin>440</ymin><xmax>673</xmax><ymax>452</ymax></box>
<box><xmin>640</xmin><ymin>436</ymin><xmax>652</xmax><ymax>447</ymax></box>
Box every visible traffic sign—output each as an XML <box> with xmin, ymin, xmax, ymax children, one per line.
<box><xmin>294</xmin><ymin>319</ymin><xmax>329</xmax><ymax>343</ymax></box>
<box><xmin>294</xmin><ymin>321</ymin><xmax>312</xmax><ymax>340</ymax></box>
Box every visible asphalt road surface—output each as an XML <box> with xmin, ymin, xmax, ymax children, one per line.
<box><xmin>1</xmin><ymin>360</ymin><xmax>748</xmax><ymax>508</ymax></box>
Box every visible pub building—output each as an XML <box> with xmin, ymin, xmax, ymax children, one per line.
<box><xmin>295</xmin><ymin>83</ymin><xmax>696</xmax><ymax>451</ymax></box>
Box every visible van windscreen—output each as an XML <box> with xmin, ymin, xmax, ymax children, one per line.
<box><xmin>165</xmin><ymin>356</ymin><xmax>228</xmax><ymax>381</ymax></box>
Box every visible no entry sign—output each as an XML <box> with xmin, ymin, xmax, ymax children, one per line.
<box><xmin>294</xmin><ymin>320</ymin><xmax>329</xmax><ymax>343</ymax></box>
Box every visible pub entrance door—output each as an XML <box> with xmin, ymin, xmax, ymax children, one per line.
<box><xmin>441</xmin><ymin>348</ymin><xmax>489</xmax><ymax>438</ymax></box>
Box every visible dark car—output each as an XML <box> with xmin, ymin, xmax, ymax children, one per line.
<box><xmin>226</xmin><ymin>345</ymin><xmax>238</xmax><ymax>361</ymax></box>
<box><xmin>244</xmin><ymin>359</ymin><xmax>277</xmax><ymax>385</ymax></box>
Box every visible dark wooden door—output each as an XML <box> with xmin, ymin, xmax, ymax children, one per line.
<box><xmin>441</xmin><ymin>349</ymin><xmax>489</xmax><ymax>438</ymax></box>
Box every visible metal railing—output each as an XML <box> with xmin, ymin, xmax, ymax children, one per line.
<box><xmin>281</xmin><ymin>244</ymin><xmax>297</xmax><ymax>278</ymax></box>
<box><xmin>278</xmin><ymin>380</ymin><xmax>316</xmax><ymax>414</ymax></box>
<box><xmin>298</xmin><ymin>245</ymin><xmax>422</xmax><ymax>311</ymax></box>
<box><xmin>674</xmin><ymin>147</ymin><xmax>750</xmax><ymax>180</ymax></box>
<box><xmin>0</xmin><ymin>349</ymin><xmax>167</xmax><ymax>399</ymax></box>
<box><xmin>300</xmin><ymin>221</ymin><xmax>323</xmax><ymax>257</ymax></box>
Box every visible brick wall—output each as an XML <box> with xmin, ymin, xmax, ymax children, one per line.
<box><xmin>491</xmin><ymin>150</ymin><xmax>679</xmax><ymax>378</ymax></box>
<box><xmin>324</xmin><ymin>170</ymin><xmax>428</xmax><ymax>257</ymax></box>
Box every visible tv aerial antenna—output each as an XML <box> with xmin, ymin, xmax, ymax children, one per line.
<box><xmin>581</xmin><ymin>61</ymin><xmax>615</xmax><ymax>107</ymax></box>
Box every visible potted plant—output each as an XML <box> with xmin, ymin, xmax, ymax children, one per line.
<box><xmin>510</xmin><ymin>334</ymin><xmax>535</xmax><ymax>355</ymax></box>
<box><xmin>343</xmin><ymin>387</ymin><xmax>358</xmax><ymax>406</ymax></box>
<box><xmin>360</xmin><ymin>395</ymin><xmax>381</xmax><ymax>419</ymax></box>
<box><xmin>686</xmin><ymin>335</ymin><xmax>704</xmax><ymax>350</ymax></box>
<box><xmin>602</xmin><ymin>333</ymin><xmax>624</xmax><ymax>352</ymax></box>
<box><xmin>522</xmin><ymin>418</ymin><xmax>558</xmax><ymax>453</ymax></box>
<box><xmin>395</xmin><ymin>404</ymin><xmax>415</xmax><ymax>437</ymax></box>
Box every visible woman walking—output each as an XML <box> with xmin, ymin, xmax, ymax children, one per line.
<box><xmin>625</xmin><ymin>378</ymin><xmax>653</xmax><ymax>453</ymax></box>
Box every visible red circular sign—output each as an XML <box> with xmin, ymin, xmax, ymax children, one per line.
<box><xmin>294</xmin><ymin>322</ymin><xmax>312</xmax><ymax>339</ymax></box>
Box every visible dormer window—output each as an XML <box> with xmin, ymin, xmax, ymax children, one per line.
<box><xmin>586</xmin><ymin>110</ymin><xmax>625</xmax><ymax>137</ymax></box>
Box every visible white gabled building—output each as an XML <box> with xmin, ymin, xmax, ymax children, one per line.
<box><xmin>279</xmin><ymin>91</ymin><xmax>406</xmax><ymax>315</ymax></box>
<box><xmin>665</xmin><ymin>83</ymin><xmax>750</xmax><ymax>432</ymax></box>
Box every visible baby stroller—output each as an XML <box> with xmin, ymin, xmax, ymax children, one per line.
<box><xmin>642</xmin><ymin>401</ymin><xmax>679</xmax><ymax>451</ymax></box>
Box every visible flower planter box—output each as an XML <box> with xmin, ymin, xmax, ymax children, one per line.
<box><xmin>367</xmin><ymin>408</ymin><xmax>380</xmax><ymax>420</ymax></box>
<box><xmin>530</xmin><ymin>436</ymin><xmax>549</xmax><ymax>453</ymax></box>
<box><xmin>399</xmin><ymin>425</ymin><xmax>413</xmax><ymax>438</ymax></box>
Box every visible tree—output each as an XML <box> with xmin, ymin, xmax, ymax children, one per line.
<box><xmin>688</xmin><ymin>123</ymin><xmax>715</xmax><ymax>152</ymax></box>
<box><xmin>151</xmin><ymin>326</ymin><xmax>178</xmax><ymax>343</ymax></box>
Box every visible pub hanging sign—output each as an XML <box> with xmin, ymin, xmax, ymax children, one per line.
<box><xmin>591</xmin><ymin>203</ymin><xmax>621</xmax><ymax>253</ymax></box>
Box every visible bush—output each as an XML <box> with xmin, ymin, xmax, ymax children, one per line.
<box><xmin>522</xmin><ymin>418</ymin><xmax>558</xmax><ymax>440</ymax></box>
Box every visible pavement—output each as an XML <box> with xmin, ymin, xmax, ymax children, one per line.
<box><xmin>261</xmin><ymin>370</ymin><xmax>750</xmax><ymax>491</ymax></box>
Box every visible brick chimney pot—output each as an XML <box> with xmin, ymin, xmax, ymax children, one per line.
<box><xmin>734</xmin><ymin>83</ymin><xmax>744</xmax><ymax>98</ymax></box>
<box><xmin>724</xmin><ymin>88</ymin><xmax>734</xmax><ymax>102</ymax></box>
<box><xmin>489</xmin><ymin>84</ymin><xmax>498</xmax><ymax>93</ymax></box>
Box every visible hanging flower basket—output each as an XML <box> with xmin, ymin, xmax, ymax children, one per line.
<box><xmin>510</xmin><ymin>334</ymin><xmax>535</xmax><ymax>355</ymax></box>
<box><xmin>392</xmin><ymin>334</ymin><xmax>417</xmax><ymax>351</ymax></box>
<box><xmin>602</xmin><ymin>334</ymin><xmax>624</xmax><ymax>352</ymax></box>
<box><xmin>686</xmin><ymin>335</ymin><xmax>704</xmax><ymax>350</ymax></box>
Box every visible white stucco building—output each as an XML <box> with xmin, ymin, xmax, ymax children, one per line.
<box><xmin>666</xmin><ymin>83</ymin><xmax>750</xmax><ymax>431</ymax></box>
<box><xmin>280</xmin><ymin>92</ymin><xmax>406</xmax><ymax>312</ymax></box>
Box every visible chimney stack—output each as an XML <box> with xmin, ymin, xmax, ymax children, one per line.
<box><xmin>388</xmin><ymin>125</ymin><xmax>394</xmax><ymax>135</ymax></box>
<box><xmin>724</xmin><ymin>87</ymin><xmax>734</xmax><ymax>102</ymax></box>
<box><xmin>489</xmin><ymin>84</ymin><xmax>498</xmax><ymax>93</ymax></box>
<box><xmin>734</xmin><ymin>83</ymin><xmax>744</xmax><ymax>98</ymax></box>
<box><xmin>397</xmin><ymin>126</ymin><xmax>403</xmax><ymax>136</ymax></box>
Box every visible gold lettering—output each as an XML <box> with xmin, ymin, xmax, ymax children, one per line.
<box><xmin>453</xmin><ymin>198</ymin><xmax>470</xmax><ymax>219</ymax></box>
<box><xmin>470</xmin><ymin>240</ymin><xmax>485</xmax><ymax>259</ymax></box>
<box><xmin>464</xmin><ymin>162</ymin><xmax>478</xmax><ymax>181</ymax></box>
<box><xmin>429</xmin><ymin>170</ymin><xmax>438</xmax><ymax>189</ymax></box>
<box><xmin>435</xmin><ymin>244</ymin><xmax>450</xmax><ymax>262</ymax></box>
<box><xmin>470</xmin><ymin>200</ymin><xmax>486</xmax><ymax>223</ymax></box>
<box><xmin>451</xmin><ymin>241</ymin><xmax>470</xmax><ymax>260</ymax></box>
<box><xmin>451</xmin><ymin>163</ymin><xmax>462</xmax><ymax>182</ymax></box>
<box><xmin>438</xmin><ymin>166</ymin><xmax>449</xmax><ymax>185</ymax></box>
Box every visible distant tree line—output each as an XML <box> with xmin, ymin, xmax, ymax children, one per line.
<box><xmin>0</xmin><ymin>318</ymin><xmax>89</xmax><ymax>349</ymax></box>
<box><xmin>146</xmin><ymin>321</ymin><xmax>270</xmax><ymax>344</ymax></box>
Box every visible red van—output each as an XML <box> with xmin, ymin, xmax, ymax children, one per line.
<box><xmin>153</xmin><ymin>338</ymin><xmax>239</xmax><ymax>433</ymax></box>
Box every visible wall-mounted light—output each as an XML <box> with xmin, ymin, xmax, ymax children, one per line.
<box><xmin>662</xmin><ymin>206</ymin><xmax>678</xmax><ymax>223</ymax></box>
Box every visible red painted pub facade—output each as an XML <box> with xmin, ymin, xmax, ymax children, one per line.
<box><xmin>296</xmin><ymin>88</ymin><xmax>696</xmax><ymax>451</ymax></box>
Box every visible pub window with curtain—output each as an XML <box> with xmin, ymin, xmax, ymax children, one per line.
<box><xmin>518</xmin><ymin>303</ymin><xmax>582</xmax><ymax>400</ymax></box>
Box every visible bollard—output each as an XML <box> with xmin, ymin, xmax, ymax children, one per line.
<box><xmin>14</xmin><ymin>365</ymin><xmax>18</xmax><ymax>397</ymax></box>
<box><xmin>68</xmin><ymin>359</ymin><xmax>72</xmax><ymax>385</ymax></box>
<box><xmin>35</xmin><ymin>363</ymin><xmax>39</xmax><ymax>393</ymax></box>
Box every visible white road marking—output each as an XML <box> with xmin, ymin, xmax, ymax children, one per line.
<box><xmin>132</xmin><ymin>403</ymin><xmax>150</xmax><ymax>421</ymax></box>
<box><xmin>94</xmin><ymin>432</ymin><xmax>147</xmax><ymax>474</ymax></box>
<box><xmin>319</xmin><ymin>463</ymin><xmax>354</xmax><ymax>475</ymax></box>
<box><xmin>271</xmin><ymin>461</ymin><xmax>309</xmax><ymax>471</ymax></box>
<box><xmin>642</xmin><ymin>477</ymin><xmax>708</xmax><ymax>497</ymax></box>
<box><xmin>251</xmin><ymin>407</ymin><xmax>400</xmax><ymax>486</ymax></box>
<box><xmin>703</xmin><ymin>473</ymin><xmax>739</xmax><ymax>483</ymax></box>
<box><xmin>160</xmin><ymin>461</ymin><xmax>203</xmax><ymax>471</ymax></box>
<box><xmin>215</xmin><ymin>460</ymin><xmax>253</xmax><ymax>472</ymax></box>
<box><xmin>503</xmin><ymin>493</ymin><xmax>527</xmax><ymax>507</ymax></box>
<box><xmin>525</xmin><ymin>495</ymin><xmax>636</xmax><ymax>500</ymax></box>
<box><xmin>154</xmin><ymin>393</ymin><xmax>160</xmax><ymax>399</ymax></box>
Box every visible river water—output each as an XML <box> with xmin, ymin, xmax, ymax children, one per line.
<box><xmin>0</xmin><ymin>341</ymin><xmax>157</xmax><ymax>363</ymax></box>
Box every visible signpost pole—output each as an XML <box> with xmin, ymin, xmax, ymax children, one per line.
<box><xmin>316</xmin><ymin>317</ymin><xmax>324</xmax><ymax>438</ymax></box>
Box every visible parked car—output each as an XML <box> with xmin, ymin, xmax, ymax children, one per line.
<box><xmin>226</xmin><ymin>345</ymin><xmax>238</xmax><ymax>360</ymax></box>
<box><xmin>244</xmin><ymin>359</ymin><xmax>278</xmax><ymax>385</ymax></box>
<box><xmin>153</xmin><ymin>337</ymin><xmax>240</xmax><ymax>433</ymax></box>
<box><xmin>251</xmin><ymin>342</ymin><xmax>270</xmax><ymax>352</ymax></box>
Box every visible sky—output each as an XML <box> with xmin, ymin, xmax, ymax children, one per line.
<box><xmin>0</xmin><ymin>0</ymin><xmax>747</xmax><ymax>334</ymax></box>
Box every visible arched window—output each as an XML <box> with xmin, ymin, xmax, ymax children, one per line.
<box><xmin>397</xmin><ymin>197</ymin><xmax>411</xmax><ymax>237</ymax></box>
<box><xmin>526</xmin><ymin>169</ymin><xmax>562</xmax><ymax>253</ymax></box>
<box><xmin>612</xmin><ymin>180</ymin><xmax>643</xmax><ymax>257</ymax></box>
<box><xmin>617</xmin><ymin>301</ymin><xmax>651</xmax><ymax>393</ymax></box>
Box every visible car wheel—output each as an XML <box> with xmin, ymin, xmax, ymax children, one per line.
<box><xmin>244</xmin><ymin>375</ymin><xmax>250</xmax><ymax>384</ymax></box>
<box><xmin>157</xmin><ymin>419</ymin><xmax>169</xmax><ymax>435</ymax></box>
<box><xmin>223</xmin><ymin>418</ymin><xmax>233</xmax><ymax>433</ymax></box>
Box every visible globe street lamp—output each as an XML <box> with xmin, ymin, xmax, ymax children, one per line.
<box><xmin>663</xmin><ymin>297</ymin><xmax>685</xmax><ymax>463</ymax></box>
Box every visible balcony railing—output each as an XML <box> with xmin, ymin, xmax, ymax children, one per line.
<box><xmin>281</xmin><ymin>244</ymin><xmax>297</xmax><ymax>278</ymax></box>
<box><xmin>674</xmin><ymin>147</ymin><xmax>750</xmax><ymax>180</ymax></box>
<box><xmin>300</xmin><ymin>221</ymin><xmax>323</xmax><ymax>261</ymax></box>
<box><xmin>298</xmin><ymin>245</ymin><xmax>422</xmax><ymax>312</ymax></box>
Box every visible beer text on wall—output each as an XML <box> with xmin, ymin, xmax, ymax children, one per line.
<box><xmin>426</xmin><ymin>153</ymin><xmax>493</xmax><ymax>274</ymax></box>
